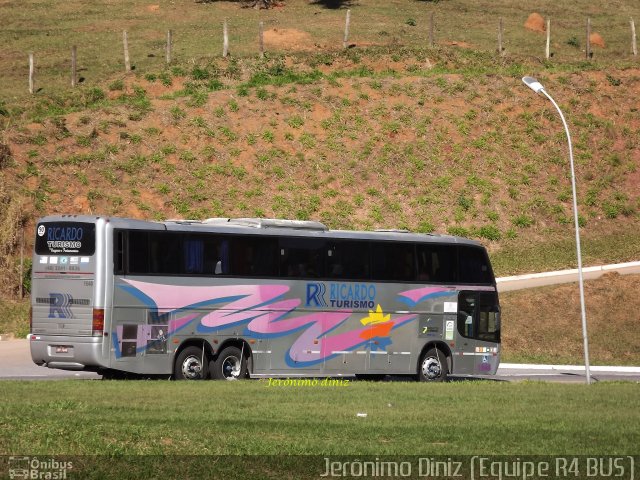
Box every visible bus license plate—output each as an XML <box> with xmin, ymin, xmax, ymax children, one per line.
<box><xmin>55</xmin><ymin>346</ymin><xmax>68</xmax><ymax>354</ymax></box>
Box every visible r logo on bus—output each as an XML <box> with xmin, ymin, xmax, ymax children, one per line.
<box><xmin>48</xmin><ymin>293</ymin><xmax>74</xmax><ymax>319</ymax></box>
<box><xmin>306</xmin><ymin>283</ymin><xmax>327</xmax><ymax>307</ymax></box>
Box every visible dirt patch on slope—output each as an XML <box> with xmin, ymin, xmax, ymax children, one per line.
<box><xmin>590</xmin><ymin>33</ymin><xmax>605</xmax><ymax>48</ymax></box>
<box><xmin>524</xmin><ymin>13</ymin><xmax>545</xmax><ymax>33</ymax></box>
<box><xmin>263</xmin><ymin>28</ymin><xmax>317</xmax><ymax>51</ymax></box>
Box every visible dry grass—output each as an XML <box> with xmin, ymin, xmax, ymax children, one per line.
<box><xmin>0</xmin><ymin>177</ymin><xmax>27</xmax><ymax>298</ymax></box>
<box><xmin>2</xmin><ymin>0</ymin><xmax>639</xmax><ymax>100</ymax></box>
<box><xmin>501</xmin><ymin>272</ymin><xmax>640</xmax><ymax>365</ymax></box>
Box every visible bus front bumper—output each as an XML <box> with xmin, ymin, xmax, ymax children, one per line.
<box><xmin>30</xmin><ymin>334</ymin><xmax>105</xmax><ymax>371</ymax></box>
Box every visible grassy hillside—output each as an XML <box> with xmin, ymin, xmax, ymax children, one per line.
<box><xmin>500</xmin><ymin>273</ymin><xmax>640</xmax><ymax>365</ymax></box>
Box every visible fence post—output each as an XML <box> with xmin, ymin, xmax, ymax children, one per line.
<box><xmin>123</xmin><ymin>30</ymin><xmax>131</xmax><ymax>72</ymax></box>
<box><xmin>429</xmin><ymin>12</ymin><xmax>435</xmax><ymax>47</ymax></box>
<box><xmin>343</xmin><ymin>9</ymin><xmax>351</xmax><ymax>49</ymax></box>
<box><xmin>71</xmin><ymin>46</ymin><xmax>77</xmax><ymax>87</ymax></box>
<box><xmin>497</xmin><ymin>17</ymin><xmax>504</xmax><ymax>56</ymax></box>
<box><xmin>19</xmin><ymin>227</ymin><xmax>24</xmax><ymax>299</ymax></box>
<box><xmin>166</xmin><ymin>30</ymin><xmax>172</xmax><ymax>64</ymax></box>
<box><xmin>545</xmin><ymin>19</ymin><xmax>551</xmax><ymax>59</ymax></box>
<box><xmin>586</xmin><ymin>18</ymin><xmax>591</xmax><ymax>59</ymax></box>
<box><xmin>28</xmin><ymin>53</ymin><xmax>35</xmax><ymax>94</ymax></box>
<box><xmin>223</xmin><ymin>19</ymin><xmax>229</xmax><ymax>58</ymax></box>
<box><xmin>259</xmin><ymin>21</ymin><xmax>264</xmax><ymax>58</ymax></box>
<box><xmin>631</xmin><ymin>18</ymin><xmax>637</xmax><ymax>57</ymax></box>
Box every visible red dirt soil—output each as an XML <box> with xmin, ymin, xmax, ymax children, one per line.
<box><xmin>524</xmin><ymin>13</ymin><xmax>545</xmax><ymax>33</ymax></box>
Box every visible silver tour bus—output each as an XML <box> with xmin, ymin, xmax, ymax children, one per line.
<box><xmin>31</xmin><ymin>215</ymin><xmax>500</xmax><ymax>381</ymax></box>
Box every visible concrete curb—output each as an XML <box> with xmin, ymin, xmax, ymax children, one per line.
<box><xmin>496</xmin><ymin>260</ymin><xmax>640</xmax><ymax>292</ymax></box>
<box><xmin>499</xmin><ymin>363</ymin><xmax>640</xmax><ymax>373</ymax></box>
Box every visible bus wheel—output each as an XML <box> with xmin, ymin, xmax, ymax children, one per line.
<box><xmin>418</xmin><ymin>348</ymin><xmax>448</xmax><ymax>382</ymax></box>
<box><xmin>211</xmin><ymin>346</ymin><xmax>247</xmax><ymax>380</ymax></box>
<box><xmin>174</xmin><ymin>346</ymin><xmax>208</xmax><ymax>380</ymax></box>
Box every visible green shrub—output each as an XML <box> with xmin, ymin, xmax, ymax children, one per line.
<box><xmin>512</xmin><ymin>215</ymin><xmax>533</xmax><ymax>228</ymax></box>
<box><xmin>447</xmin><ymin>226</ymin><xmax>470</xmax><ymax>237</ymax></box>
<box><xmin>477</xmin><ymin>225</ymin><xmax>501</xmax><ymax>241</ymax></box>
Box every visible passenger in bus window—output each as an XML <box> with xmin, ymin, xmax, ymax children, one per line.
<box><xmin>417</xmin><ymin>268</ymin><xmax>430</xmax><ymax>281</ymax></box>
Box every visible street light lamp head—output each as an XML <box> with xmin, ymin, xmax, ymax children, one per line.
<box><xmin>522</xmin><ymin>76</ymin><xmax>545</xmax><ymax>94</ymax></box>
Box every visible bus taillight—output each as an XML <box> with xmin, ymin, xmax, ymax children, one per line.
<box><xmin>92</xmin><ymin>308</ymin><xmax>105</xmax><ymax>336</ymax></box>
<box><xmin>29</xmin><ymin>306</ymin><xmax>33</xmax><ymax>334</ymax></box>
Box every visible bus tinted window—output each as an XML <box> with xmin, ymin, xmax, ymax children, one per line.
<box><xmin>416</xmin><ymin>244</ymin><xmax>457</xmax><ymax>283</ymax></box>
<box><xmin>371</xmin><ymin>243</ymin><xmax>416</xmax><ymax>282</ymax></box>
<box><xmin>128</xmin><ymin>231</ymin><xmax>150</xmax><ymax>273</ymax></box>
<box><xmin>149</xmin><ymin>233</ymin><xmax>181</xmax><ymax>274</ymax></box>
<box><xmin>458</xmin><ymin>246</ymin><xmax>493</xmax><ymax>284</ymax></box>
<box><xmin>183</xmin><ymin>235</ymin><xmax>229</xmax><ymax>275</ymax></box>
<box><xmin>117</xmin><ymin>229</ymin><xmax>494</xmax><ymax>285</ymax></box>
<box><xmin>232</xmin><ymin>236</ymin><xmax>277</xmax><ymax>276</ymax></box>
<box><xmin>327</xmin><ymin>241</ymin><xmax>369</xmax><ymax>280</ymax></box>
<box><xmin>279</xmin><ymin>237</ymin><xmax>325</xmax><ymax>278</ymax></box>
<box><xmin>126</xmin><ymin>231</ymin><xmax>230</xmax><ymax>276</ymax></box>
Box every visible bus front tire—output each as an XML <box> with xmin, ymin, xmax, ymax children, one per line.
<box><xmin>174</xmin><ymin>346</ymin><xmax>208</xmax><ymax>380</ymax></box>
<box><xmin>210</xmin><ymin>346</ymin><xmax>247</xmax><ymax>380</ymax></box>
<box><xmin>418</xmin><ymin>348</ymin><xmax>448</xmax><ymax>382</ymax></box>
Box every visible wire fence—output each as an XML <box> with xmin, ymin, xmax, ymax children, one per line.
<box><xmin>22</xmin><ymin>10</ymin><xmax>639</xmax><ymax>95</ymax></box>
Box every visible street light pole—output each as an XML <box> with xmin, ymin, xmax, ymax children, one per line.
<box><xmin>521</xmin><ymin>76</ymin><xmax>592</xmax><ymax>385</ymax></box>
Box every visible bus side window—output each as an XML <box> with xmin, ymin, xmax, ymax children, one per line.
<box><xmin>114</xmin><ymin>231</ymin><xmax>125</xmax><ymax>274</ymax></box>
<box><xmin>327</xmin><ymin>241</ymin><xmax>369</xmax><ymax>280</ymax></box>
<box><xmin>149</xmin><ymin>233</ymin><xmax>181</xmax><ymax>274</ymax></box>
<box><xmin>371</xmin><ymin>242</ymin><xmax>415</xmax><ymax>282</ymax></box>
<box><xmin>458</xmin><ymin>246</ymin><xmax>493</xmax><ymax>284</ymax></box>
<box><xmin>416</xmin><ymin>247</ymin><xmax>431</xmax><ymax>281</ymax></box>
<box><xmin>184</xmin><ymin>238</ymin><xmax>204</xmax><ymax>274</ymax></box>
<box><xmin>215</xmin><ymin>239</ymin><xmax>230</xmax><ymax>275</ymax></box>
<box><xmin>128</xmin><ymin>231</ymin><xmax>149</xmax><ymax>274</ymax></box>
<box><xmin>279</xmin><ymin>237</ymin><xmax>325</xmax><ymax>278</ymax></box>
<box><xmin>230</xmin><ymin>236</ymin><xmax>277</xmax><ymax>277</ymax></box>
<box><xmin>416</xmin><ymin>244</ymin><xmax>457</xmax><ymax>283</ymax></box>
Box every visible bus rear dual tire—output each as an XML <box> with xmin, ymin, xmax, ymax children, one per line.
<box><xmin>209</xmin><ymin>346</ymin><xmax>248</xmax><ymax>380</ymax></box>
<box><xmin>418</xmin><ymin>348</ymin><xmax>449</xmax><ymax>382</ymax></box>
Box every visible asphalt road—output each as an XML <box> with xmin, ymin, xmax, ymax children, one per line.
<box><xmin>0</xmin><ymin>339</ymin><xmax>100</xmax><ymax>380</ymax></box>
<box><xmin>2</xmin><ymin>339</ymin><xmax>638</xmax><ymax>382</ymax></box>
<box><xmin>489</xmin><ymin>364</ymin><xmax>640</xmax><ymax>383</ymax></box>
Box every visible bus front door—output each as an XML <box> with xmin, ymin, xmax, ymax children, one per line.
<box><xmin>455</xmin><ymin>291</ymin><xmax>500</xmax><ymax>376</ymax></box>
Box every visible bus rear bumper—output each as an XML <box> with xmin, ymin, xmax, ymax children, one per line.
<box><xmin>30</xmin><ymin>334</ymin><xmax>105</xmax><ymax>371</ymax></box>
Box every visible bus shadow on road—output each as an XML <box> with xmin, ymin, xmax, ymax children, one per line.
<box><xmin>360</xmin><ymin>375</ymin><xmax>507</xmax><ymax>383</ymax></box>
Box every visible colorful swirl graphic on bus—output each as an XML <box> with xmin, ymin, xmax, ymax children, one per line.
<box><xmin>115</xmin><ymin>280</ymin><xmax>449</xmax><ymax>366</ymax></box>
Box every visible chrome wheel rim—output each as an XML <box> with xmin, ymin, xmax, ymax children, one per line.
<box><xmin>421</xmin><ymin>356</ymin><xmax>442</xmax><ymax>380</ymax></box>
<box><xmin>181</xmin><ymin>355</ymin><xmax>203</xmax><ymax>380</ymax></box>
<box><xmin>221</xmin><ymin>355</ymin><xmax>241</xmax><ymax>380</ymax></box>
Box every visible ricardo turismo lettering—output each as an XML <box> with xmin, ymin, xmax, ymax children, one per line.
<box><xmin>306</xmin><ymin>282</ymin><xmax>377</xmax><ymax>309</ymax></box>
<box><xmin>46</xmin><ymin>226</ymin><xmax>84</xmax><ymax>251</ymax></box>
